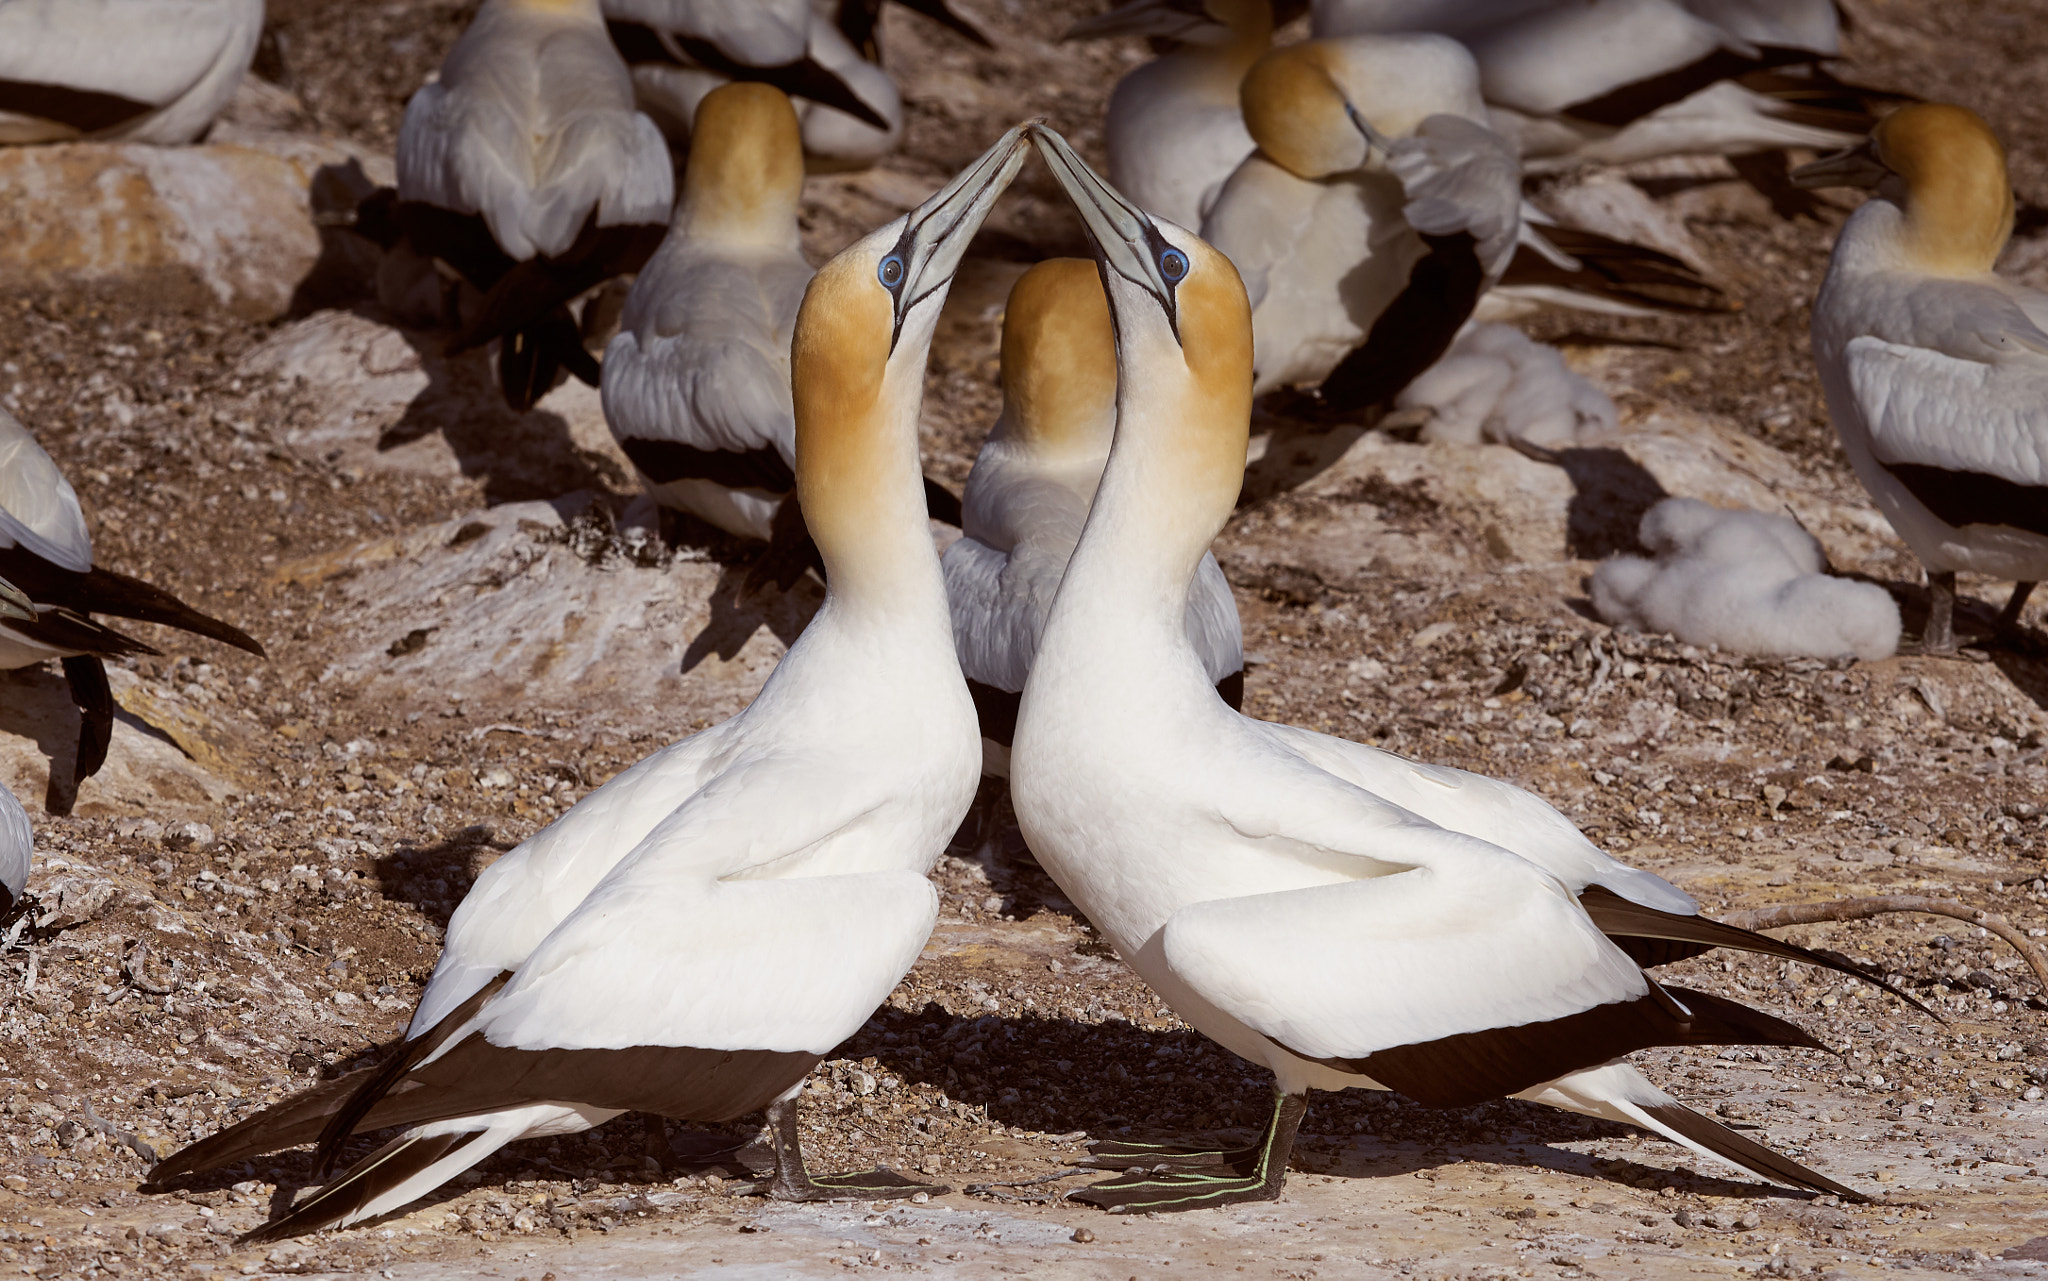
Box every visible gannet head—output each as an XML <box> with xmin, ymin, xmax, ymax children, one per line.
<box><xmin>1062</xmin><ymin>0</ymin><xmax>1274</xmax><ymax>47</ymax></box>
<box><xmin>680</xmin><ymin>82</ymin><xmax>805</xmax><ymax>240</ymax></box>
<box><xmin>1240</xmin><ymin>35</ymin><xmax>1483</xmax><ymax>180</ymax></box>
<box><xmin>791</xmin><ymin>125</ymin><xmax>1030</xmax><ymax>556</ymax></box>
<box><xmin>997</xmin><ymin>259</ymin><xmax>1119</xmax><ymax>458</ymax></box>
<box><xmin>1793</xmin><ymin>102</ymin><xmax>2013</xmax><ymax>276</ymax></box>
<box><xmin>1029</xmin><ymin>125</ymin><xmax>1253</xmax><ymax>527</ymax></box>
<box><xmin>0</xmin><ymin>577</ymin><xmax>32</xmax><ymax>624</ymax></box>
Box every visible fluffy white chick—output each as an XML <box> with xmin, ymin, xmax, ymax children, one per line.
<box><xmin>1591</xmin><ymin>497</ymin><xmax>1899</xmax><ymax>661</ymax></box>
<box><xmin>1399</xmin><ymin>322</ymin><xmax>1615</xmax><ymax>448</ymax></box>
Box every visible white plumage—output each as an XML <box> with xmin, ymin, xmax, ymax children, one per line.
<box><xmin>1591</xmin><ymin>497</ymin><xmax>1902</xmax><ymax>661</ymax></box>
<box><xmin>942</xmin><ymin>258</ymin><xmax>1242</xmax><ymax>768</ymax></box>
<box><xmin>0</xmin><ymin>0</ymin><xmax>261</xmax><ymax>145</ymax></box>
<box><xmin>1396</xmin><ymin>321</ymin><xmax>1615</xmax><ymax>447</ymax></box>
<box><xmin>1013</xmin><ymin>126</ymin><xmax>1873</xmax><ymax>1213</ymax></box>
<box><xmin>1068</xmin><ymin>0</ymin><xmax>1273</xmax><ymax>232</ymax></box>
<box><xmin>0</xmin><ymin>773</ymin><xmax>27</xmax><ymax>921</ymax></box>
<box><xmin>0</xmin><ymin>408</ymin><xmax>91</xmax><ymax>579</ymax></box>
<box><xmin>1798</xmin><ymin>102</ymin><xmax>2048</xmax><ymax>652</ymax></box>
<box><xmin>1311</xmin><ymin>0</ymin><xmax>1881</xmax><ymax>173</ymax></box>
<box><xmin>153</xmin><ymin>126</ymin><xmax>1031</xmax><ymax>1236</ymax></box>
<box><xmin>602</xmin><ymin>81</ymin><xmax>814</xmax><ymax>541</ymax></box>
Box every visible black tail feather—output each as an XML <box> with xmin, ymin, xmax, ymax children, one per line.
<box><xmin>73</xmin><ymin>567</ymin><xmax>264</xmax><ymax>655</ymax></box>
<box><xmin>1639</xmin><ymin>1099</ymin><xmax>1868</xmax><ymax>1201</ymax></box>
<box><xmin>241</xmin><ymin>1130</ymin><xmax>484</xmax><ymax>1244</ymax></box>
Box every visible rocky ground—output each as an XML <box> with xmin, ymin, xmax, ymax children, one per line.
<box><xmin>3</xmin><ymin>0</ymin><xmax>2048</xmax><ymax>1277</ymax></box>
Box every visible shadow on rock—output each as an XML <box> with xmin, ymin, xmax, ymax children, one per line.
<box><xmin>680</xmin><ymin>561</ymin><xmax>823</xmax><ymax>674</ymax></box>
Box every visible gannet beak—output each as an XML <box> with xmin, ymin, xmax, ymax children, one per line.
<box><xmin>1062</xmin><ymin>0</ymin><xmax>1212</xmax><ymax>43</ymax></box>
<box><xmin>881</xmin><ymin>123</ymin><xmax>1032</xmax><ymax>349</ymax></box>
<box><xmin>0</xmin><ymin>577</ymin><xmax>32</xmax><ymax>624</ymax></box>
<box><xmin>1791</xmin><ymin>140</ymin><xmax>1888</xmax><ymax>191</ymax></box>
<box><xmin>1028</xmin><ymin>123</ymin><xmax>1183</xmax><ymax>337</ymax></box>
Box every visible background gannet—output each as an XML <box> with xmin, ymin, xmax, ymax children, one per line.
<box><xmin>1013</xmin><ymin>125</ymin><xmax>1900</xmax><ymax>1213</ymax></box>
<box><xmin>0</xmin><ymin>409</ymin><xmax>265</xmax><ymax>806</ymax></box>
<box><xmin>1311</xmin><ymin>0</ymin><xmax>1898</xmax><ymax>173</ymax></box>
<box><xmin>1067</xmin><ymin>0</ymin><xmax>1274</xmax><ymax>231</ymax></box>
<box><xmin>1200</xmin><ymin>34</ymin><xmax>1520</xmax><ymax>409</ymax></box>
<box><xmin>391</xmin><ymin>0</ymin><xmax>675</xmax><ymax>410</ymax></box>
<box><xmin>942</xmin><ymin>257</ymin><xmax>1244</xmax><ymax>771</ymax></box>
<box><xmin>615</xmin><ymin>0</ymin><xmax>990</xmax><ymax>173</ymax></box>
<box><xmin>1798</xmin><ymin>102</ymin><xmax>2048</xmax><ymax>654</ymax></box>
<box><xmin>0</xmin><ymin>0</ymin><xmax>262</xmax><ymax>146</ymax></box>
<box><xmin>0</xmin><ymin>586</ymin><xmax>29</xmax><ymax>921</ymax></box>
<box><xmin>147</xmin><ymin>125</ymin><xmax>1025</xmax><ymax>1236</ymax></box>
<box><xmin>603</xmin><ymin>80</ymin><xmax>965</xmax><ymax>572</ymax></box>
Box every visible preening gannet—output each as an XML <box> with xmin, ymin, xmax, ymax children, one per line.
<box><xmin>0</xmin><ymin>409</ymin><xmax>265</xmax><ymax>805</ymax></box>
<box><xmin>1200</xmin><ymin>34</ymin><xmax>1519</xmax><ymax>409</ymax></box>
<box><xmin>1013</xmin><ymin>125</ymin><xmax>1905</xmax><ymax>1212</ymax></box>
<box><xmin>602</xmin><ymin>81</ymin><xmax>964</xmax><ymax>568</ymax></box>
<box><xmin>1797</xmin><ymin>103</ymin><xmax>2048</xmax><ymax>654</ymax></box>
<box><xmin>148</xmin><ymin>125</ymin><xmax>1027</xmax><ymax>1236</ymax></box>
<box><xmin>941</xmin><ymin>258</ymin><xmax>1243</xmax><ymax>770</ymax></box>
<box><xmin>0</xmin><ymin>0</ymin><xmax>261</xmax><ymax>145</ymax></box>
<box><xmin>1066</xmin><ymin>0</ymin><xmax>1274</xmax><ymax>231</ymax></box>
<box><xmin>1311</xmin><ymin>0</ymin><xmax>1896</xmax><ymax>173</ymax></box>
<box><xmin>614</xmin><ymin>0</ymin><xmax>990</xmax><ymax>173</ymax></box>
<box><xmin>393</xmin><ymin>0</ymin><xmax>675</xmax><ymax>410</ymax></box>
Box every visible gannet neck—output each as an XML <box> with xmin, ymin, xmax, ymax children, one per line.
<box><xmin>500</xmin><ymin>0</ymin><xmax>599</xmax><ymax>18</ymax></box>
<box><xmin>1876</xmin><ymin>103</ymin><xmax>2013</xmax><ymax>277</ymax></box>
<box><xmin>995</xmin><ymin>259</ymin><xmax>1119</xmax><ymax>462</ymax></box>
<box><xmin>678</xmin><ymin>82</ymin><xmax>806</xmax><ymax>249</ymax></box>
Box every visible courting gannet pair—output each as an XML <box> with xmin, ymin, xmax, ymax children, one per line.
<box><xmin>1311</xmin><ymin>0</ymin><xmax>1893</xmax><ymax>173</ymax></box>
<box><xmin>1798</xmin><ymin>103</ymin><xmax>2048</xmax><ymax>653</ymax></box>
<box><xmin>149</xmin><ymin>126</ymin><xmax>1031</xmax><ymax>1237</ymax></box>
<box><xmin>388</xmin><ymin>0</ymin><xmax>674</xmax><ymax>411</ymax></box>
<box><xmin>0</xmin><ymin>409</ymin><xmax>265</xmax><ymax>808</ymax></box>
<box><xmin>601</xmin><ymin>81</ymin><xmax>964</xmax><ymax>568</ymax></box>
<box><xmin>0</xmin><ymin>0</ymin><xmax>261</xmax><ymax>145</ymax></box>
<box><xmin>942</xmin><ymin>258</ymin><xmax>1244</xmax><ymax>770</ymax></box>
<box><xmin>1014</xmin><ymin>126</ymin><xmax>1907</xmax><ymax>1211</ymax></box>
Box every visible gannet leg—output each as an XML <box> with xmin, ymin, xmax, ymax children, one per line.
<box><xmin>1921</xmin><ymin>569</ymin><xmax>1957</xmax><ymax>653</ymax></box>
<box><xmin>1070</xmin><ymin>1085</ymin><xmax>1307</xmax><ymax>1213</ymax></box>
<box><xmin>1996</xmin><ymin>581</ymin><xmax>2037</xmax><ymax>633</ymax></box>
<box><xmin>760</xmin><ymin>1087</ymin><xmax>944</xmax><ymax>1202</ymax></box>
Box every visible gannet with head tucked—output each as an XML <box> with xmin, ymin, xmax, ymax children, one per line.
<box><xmin>942</xmin><ymin>258</ymin><xmax>1243</xmax><ymax>771</ymax></box>
<box><xmin>146</xmin><ymin>126</ymin><xmax>1026</xmax><ymax>1237</ymax></box>
<box><xmin>393</xmin><ymin>0</ymin><xmax>675</xmax><ymax>411</ymax></box>
<box><xmin>1311</xmin><ymin>0</ymin><xmax>1897</xmax><ymax>174</ymax></box>
<box><xmin>602</xmin><ymin>80</ymin><xmax>963</xmax><ymax>566</ymax></box>
<box><xmin>0</xmin><ymin>409</ymin><xmax>265</xmax><ymax>808</ymax></box>
<box><xmin>0</xmin><ymin>0</ymin><xmax>261</xmax><ymax>145</ymax></box>
<box><xmin>1012</xmin><ymin>125</ymin><xmax>1905</xmax><ymax>1213</ymax></box>
<box><xmin>1796</xmin><ymin>102</ymin><xmax>2048</xmax><ymax>653</ymax></box>
<box><xmin>1200</xmin><ymin>34</ymin><xmax>1520</xmax><ymax>409</ymax></box>
<box><xmin>1066</xmin><ymin>0</ymin><xmax>1274</xmax><ymax>232</ymax></box>
<box><xmin>614</xmin><ymin>0</ymin><xmax>990</xmax><ymax>173</ymax></box>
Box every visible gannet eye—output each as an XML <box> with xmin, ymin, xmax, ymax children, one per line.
<box><xmin>1159</xmin><ymin>248</ymin><xmax>1188</xmax><ymax>283</ymax></box>
<box><xmin>879</xmin><ymin>254</ymin><xmax>906</xmax><ymax>289</ymax></box>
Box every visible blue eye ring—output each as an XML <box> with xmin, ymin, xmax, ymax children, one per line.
<box><xmin>1159</xmin><ymin>248</ymin><xmax>1187</xmax><ymax>283</ymax></box>
<box><xmin>878</xmin><ymin>254</ymin><xmax>905</xmax><ymax>288</ymax></box>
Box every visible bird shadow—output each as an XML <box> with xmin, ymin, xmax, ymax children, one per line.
<box><xmin>1542</xmin><ymin>446</ymin><xmax>1670</xmax><ymax>560</ymax></box>
<box><xmin>286</xmin><ymin>160</ymin><xmax>388</xmax><ymax>318</ymax></box>
<box><xmin>679</xmin><ymin>560</ymin><xmax>823</xmax><ymax>675</ymax></box>
<box><xmin>368</xmin><ymin>823</ymin><xmax>517</xmax><ymax>929</ymax></box>
<box><xmin>0</xmin><ymin>666</ymin><xmax>200</xmax><ymax>814</ymax></box>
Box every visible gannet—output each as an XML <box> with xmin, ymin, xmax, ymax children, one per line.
<box><xmin>1067</xmin><ymin>0</ymin><xmax>1273</xmax><ymax>231</ymax></box>
<box><xmin>1311</xmin><ymin>0</ymin><xmax>1895</xmax><ymax>173</ymax></box>
<box><xmin>393</xmin><ymin>0</ymin><xmax>675</xmax><ymax>410</ymax></box>
<box><xmin>1200</xmin><ymin>34</ymin><xmax>1519</xmax><ymax>409</ymax></box>
<box><xmin>602</xmin><ymin>80</ymin><xmax>965</xmax><ymax>569</ymax></box>
<box><xmin>0</xmin><ymin>0</ymin><xmax>261</xmax><ymax>145</ymax></box>
<box><xmin>148</xmin><ymin>125</ymin><xmax>1027</xmax><ymax>1236</ymax></box>
<box><xmin>1796</xmin><ymin>103</ymin><xmax>2048</xmax><ymax>654</ymax></box>
<box><xmin>0</xmin><ymin>581</ymin><xmax>29</xmax><ymax>922</ymax></box>
<box><xmin>614</xmin><ymin>0</ymin><xmax>990</xmax><ymax>173</ymax></box>
<box><xmin>942</xmin><ymin>258</ymin><xmax>1243</xmax><ymax>771</ymax></box>
<box><xmin>1013</xmin><ymin>125</ymin><xmax>1901</xmax><ymax>1212</ymax></box>
<box><xmin>0</xmin><ymin>409</ymin><xmax>264</xmax><ymax>802</ymax></box>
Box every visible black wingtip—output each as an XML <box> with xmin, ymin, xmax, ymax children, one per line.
<box><xmin>1638</xmin><ymin>1100</ymin><xmax>1869</xmax><ymax>1202</ymax></box>
<box><xmin>241</xmin><ymin>1131</ymin><xmax>481</xmax><ymax>1244</ymax></box>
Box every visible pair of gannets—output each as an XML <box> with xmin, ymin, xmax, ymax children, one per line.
<box><xmin>1010</xmin><ymin>127</ymin><xmax>1903</xmax><ymax>1210</ymax></box>
<box><xmin>0</xmin><ymin>409</ymin><xmax>264</xmax><ymax>808</ymax></box>
<box><xmin>614</xmin><ymin>0</ymin><xmax>990</xmax><ymax>173</ymax></box>
<box><xmin>0</xmin><ymin>0</ymin><xmax>261</xmax><ymax>145</ymax></box>
<box><xmin>1798</xmin><ymin>103</ymin><xmax>2048</xmax><ymax>653</ymax></box>
<box><xmin>1311</xmin><ymin>0</ymin><xmax>1891</xmax><ymax>173</ymax></box>
<box><xmin>601</xmin><ymin>81</ymin><xmax>962</xmax><ymax>564</ymax></box>
<box><xmin>150</xmin><ymin>127</ymin><xmax>1029</xmax><ymax>1237</ymax></box>
<box><xmin>387</xmin><ymin>0</ymin><xmax>675</xmax><ymax>410</ymax></box>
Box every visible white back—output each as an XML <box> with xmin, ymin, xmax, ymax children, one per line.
<box><xmin>0</xmin><ymin>0</ymin><xmax>260</xmax><ymax>144</ymax></box>
<box><xmin>0</xmin><ymin>407</ymin><xmax>92</xmax><ymax>573</ymax></box>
